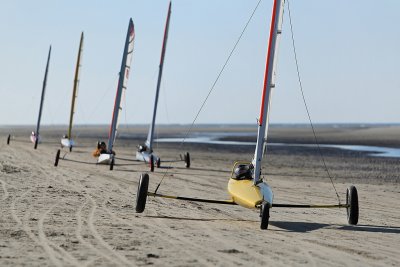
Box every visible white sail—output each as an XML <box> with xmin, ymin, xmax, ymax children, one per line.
<box><xmin>145</xmin><ymin>1</ymin><xmax>172</xmax><ymax>152</ymax></box>
<box><xmin>252</xmin><ymin>0</ymin><xmax>285</xmax><ymax>184</ymax></box>
<box><xmin>107</xmin><ymin>19</ymin><xmax>135</xmax><ymax>152</ymax></box>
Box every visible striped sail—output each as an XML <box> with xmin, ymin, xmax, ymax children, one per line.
<box><xmin>108</xmin><ymin>19</ymin><xmax>135</xmax><ymax>152</ymax></box>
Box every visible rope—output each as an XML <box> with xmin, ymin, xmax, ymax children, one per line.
<box><xmin>287</xmin><ymin>0</ymin><xmax>341</xmax><ymax>204</ymax></box>
<box><xmin>154</xmin><ymin>0</ymin><xmax>263</xmax><ymax>194</ymax></box>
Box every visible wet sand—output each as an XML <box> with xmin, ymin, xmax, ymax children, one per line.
<box><xmin>0</xmin><ymin>125</ymin><xmax>399</xmax><ymax>266</ymax></box>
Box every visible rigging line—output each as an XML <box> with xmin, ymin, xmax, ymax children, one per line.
<box><xmin>287</xmin><ymin>0</ymin><xmax>341</xmax><ymax>204</ymax></box>
<box><xmin>154</xmin><ymin>0</ymin><xmax>263</xmax><ymax>194</ymax></box>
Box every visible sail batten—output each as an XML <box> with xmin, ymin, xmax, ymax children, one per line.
<box><xmin>107</xmin><ymin>19</ymin><xmax>135</xmax><ymax>152</ymax></box>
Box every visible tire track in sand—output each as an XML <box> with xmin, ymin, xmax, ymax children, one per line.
<box><xmin>38</xmin><ymin>202</ymin><xmax>82</xmax><ymax>266</ymax></box>
<box><xmin>0</xmin><ymin>177</ymin><xmax>10</xmax><ymax>201</ymax></box>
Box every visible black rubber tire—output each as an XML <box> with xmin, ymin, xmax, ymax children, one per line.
<box><xmin>184</xmin><ymin>152</ymin><xmax>191</xmax><ymax>168</ymax></box>
<box><xmin>156</xmin><ymin>158</ymin><xmax>161</xmax><ymax>168</ymax></box>
<box><xmin>149</xmin><ymin>155</ymin><xmax>154</xmax><ymax>172</ymax></box>
<box><xmin>69</xmin><ymin>146</ymin><xmax>73</xmax><ymax>152</ymax></box>
<box><xmin>34</xmin><ymin>139</ymin><xmax>38</xmax><ymax>149</ymax></box>
<box><xmin>136</xmin><ymin>173</ymin><xmax>149</xmax><ymax>213</ymax></box>
<box><xmin>260</xmin><ymin>203</ymin><xmax>270</xmax><ymax>230</ymax></box>
<box><xmin>110</xmin><ymin>158</ymin><xmax>115</xmax><ymax>171</ymax></box>
<box><xmin>54</xmin><ymin>149</ymin><xmax>61</xmax><ymax>167</ymax></box>
<box><xmin>7</xmin><ymin>134</ymin><xmax>10</xmax><ymax>145</ymax></box>
<box><xmin>346</xmin><ymin>185</ymin><xmax>359</xmax><ymax>225</ymax></box>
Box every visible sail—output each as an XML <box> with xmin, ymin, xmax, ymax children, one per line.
<box><xmin>107</xmin><ymin>19</ymin><xmax>135</xmax><ymax>152</ymax></box>
<box><xmin>145</xmin><ymin>1</ymin><xmax>172</xmax><ymax>151</ymax></box>
<box><xmin>68</xmin><ymin>32</ymin><xmax>84</xmax><ymax>139</ymax></box>
<box><xmin>252</xmin><ymin>0</ymin><xmax>284</xmax><ymax>184</ymax></box>
<box><xmin>36</xmin><ymin>46</ymin><xmax>52</xmax><ymax>137</ymax></box>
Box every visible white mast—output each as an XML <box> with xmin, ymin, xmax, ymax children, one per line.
<box><xmin>253</xmin><ymin>0</ymin><xmax>285</xmax><ymax>184</ymax></box>
<box><xmin>145</xmin><ymin>1</ymin><xmax>172</xmax><ymax>152</ymax></box>
<box><xmin>107</xmin><ymin>19</ymin><xmax>135</xmax><ymax>152</ymax></box>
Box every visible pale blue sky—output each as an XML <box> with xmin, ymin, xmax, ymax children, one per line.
<box><xmin>0</xmin><ymin>0</ymin><xmax>399</xmax><ymax>125</ymax></box>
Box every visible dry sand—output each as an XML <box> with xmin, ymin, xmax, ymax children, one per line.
<box><xmin>0</xmin><ymin>125</ymin><xmax>399</xmax><ymax>266</ymax></box>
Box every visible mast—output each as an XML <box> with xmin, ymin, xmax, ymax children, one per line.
<box><xmin>36</xmin><ymin>45</ymin><xmax>52</xmax><ymax>137</ymax></box>
<box><xmin>145</xmin><ymin>1</ymin><xmax>172</xmax><ymax>152</ymax></box>
<box><xmin>68</xmin><ymin>32</ymin><xmax>84</xmax><ymax>139</ymax></box>
<box><xmin>108</xmin><ymin>19</ymin><xmax>135</xmax><ymax>152</ymax></box>
<box><xmin>253</xmin><ymin>0</ymin><xmax>284</xmax><ymax>184</ymax></box>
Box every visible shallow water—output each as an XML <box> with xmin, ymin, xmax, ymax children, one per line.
<box><xmin>155</xmin><ymin>134</ymin><xmax>400</xmax><ymax>159</ymax></box>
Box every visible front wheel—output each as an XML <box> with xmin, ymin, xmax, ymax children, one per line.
<box><xmin>260</xmin><ymin>203</ymin><xmax>270</xmax><ymax>230</ymax></box>
<box><xmin>156</xmin><ymin>158</ymin><xmax>161</xmax><ymax>168</ymax></box>
<box><xmin>149</xmin><ymin>155</ymin><xmax>154</xmax><ymax>172</ymax></box>
<box><xmin>346</xmin><ymin>185</ymin><xmax>359</xmax><ymax>225</ymax></box>
<box><xmin>34</xmin><ymin>139</ymin><xmax>38</xmax><ymax>149</ymax></box>
<box><xmin>7</xmin><ymin>134</ymin><xmax>10</xmax><ymax>145</ymax></box>
<box><xmin>69</xmin><ymin>146</ymin><xmax>73</xmax><ymax>152</ymax></box>
<box><xmin>136</xmin><ymin>173</ymin><xmax>149</xmax><ymax>213</ymax></box>
<box><xmin>110</xmin><ymin>158</ymin><xmax>115</xmax><ymax>171</ymax></box>
<box><xmin>54</xmin><ymin>149</ymin><xmax>61</xmax><ymax>167</ymax></box>
<box><xmin>184</xmin><ymin>152</ymin><xmax>191</xmax><ymax>168</ymax></box>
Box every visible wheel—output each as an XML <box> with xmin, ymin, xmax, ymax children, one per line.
<box><xmin>54</xmin><ymin>149</ymin><xmax>61</xmax><ymax>167</ymax></box>
<box><xmin>69</xmin><ymin>146</ymin><xmax>73</xmax><ymax>152</ymax></box>
<box><xmin>184</xmin><ymin>152</ymin><xmax>191</xmax><ymax>168</ymax></box>
<box><xmin>149</xmin><ymin>155</ymin><xmax>154</xmax><ymax>172</ymax></box>
<box><xmin>346</xmin><ymin>185</ymin><xmax>359</xmax><ymax>225</ymax></box>
<box><xmin>34</xmin><ymin>139</ymin><xmax>38</xmax><ymax>149</ymax></box>
<box><xmin>156</xmin><ymin>158</ymin><xmax>161</xmax><ymax>168</ymax></box>
<box><xmin>110</xmin><ymin>158</ymin><xmax>115</xmax><ymax>171</ymax></box>
<box><xmin>260</xmin><ymin>203</ymin><xmax>270</xmax><ymax>230</ymax></box>
<box><xmin>136</xmin><ymin>173</ymin><xmax>149</xmax><ymax>213</ymax></box>
<box><xmin>7</xmin><ymin>134</ymin><xmax>10</xmax><ymax>145</ymax></box>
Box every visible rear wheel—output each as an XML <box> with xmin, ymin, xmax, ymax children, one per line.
<box><xmin>184</xmin><ymin>152</ymin><xmax>191</xmax><ymax>168</ymax></box>
<box><xmin>149</xmin><ymin>155</ymin><xmax>154</xmax><ymax>172</ymax></box>
<box><xmin>7</xmin><ymin>134</ymin><xmax>10</xmax><ymax>145</ymax></box>
<box><xmin>54</xmin><ymin>149</ymin><xmax>61</xmax><ymax>167</ymax></box>
<box><xmin>34</xmin><ymin>139</ymin><xmax>38</xmax><ymax>149</ymax></box>
<box><xmin>156</xmin><ymin>158</ymin><xmax>161</xmax><ymax>168</ymax></box>
<box><xmin>346</xmin><ymin>185</ymin><xmax>359</xmax><ymax>225</ymax></box>
<box><xmin>110</xmin><ymin>158</ymin><xmax>115</xmax><ymax>171</ymax></box>
<box><xmin>260</xmin><ymin>203</ymin><xmax>270</xmax><ymax>230</ymax></box>
<box><xmin>136</xmin><ymin>173</ymin><xmax>149</xmax><ymax>213</ymax></box>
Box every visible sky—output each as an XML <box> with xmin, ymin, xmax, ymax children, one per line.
<box><xmin>0</xmin><ymin>0</ymin><xmax>399</xmax><ymax>126</ymax></box>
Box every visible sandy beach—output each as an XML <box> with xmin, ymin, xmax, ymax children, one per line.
<box><xmin>0</xmin><ymin>125</ymin><xmax>399</xmax><ymax>266</ymax></box>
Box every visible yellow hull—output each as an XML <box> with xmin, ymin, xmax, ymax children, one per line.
<box><xmin>227</xmin><ymin>179</ymin><xmax>263</xmax><ymax>209</ymax></box>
